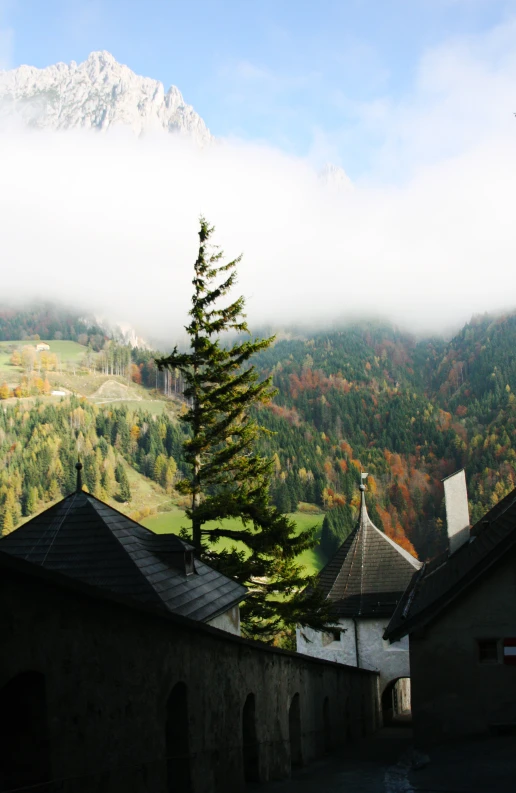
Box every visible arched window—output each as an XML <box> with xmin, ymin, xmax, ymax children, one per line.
<box><xmin>166</xmin><ymin>682</ymin><xmax>191</xmax><ymax>793</ymax></box>
<box><xmin>322</xmin><ymin>696</ymin><xmax>331</xmax><ymax>753</ymax></box>
<box><xmin>288</xmin><ymin>693</ymin><xmax>302</xmax><ymax>769</ymax></box>
<box><xmin>0</xmin><ymin>671</ymin><xmax>51</xmax><ymax>792</ymax></box>
<box><xmin>242</xmin><ymin>693</ymin><xmax>260</xmax><ymax>784</ymax></box>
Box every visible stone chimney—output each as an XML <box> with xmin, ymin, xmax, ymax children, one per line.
<box><xmin>443</xmin><ymin>469</ymin><xmax>470</xmax><ymax>554</ymax></box>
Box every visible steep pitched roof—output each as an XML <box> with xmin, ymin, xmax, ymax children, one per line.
<box><xmin>0</xmin><ymin>491</ymin><xmax>246</xmax><ymax>623</ymax></box>
<box><xmin>318</xmin><ymin>487</ymin><xmax>422</xmax><ymax>618</ymax></box>
<box><xmin>384</xmin><ymin>487</ymin><xmax>516</xmax><ymax>642</ymax></box>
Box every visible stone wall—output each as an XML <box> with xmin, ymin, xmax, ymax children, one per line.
<box><xmin>297</xmin><ymin>616</ymin><xmax>411</xmax><ymax>695</ymax></box>
<box><xmin>410</xmin><ymin>545</ymin><xmax>516</xmax><ymax>746</ymax></box>
<box><xmin>395</xmin><ymin>677</ymin><xmax>411</xmax><ymax>714</ymax></box>
<box><xmin>0</xmin><ymin>554</ymin><xmax>379</xmax><ymax>793</ymax></box>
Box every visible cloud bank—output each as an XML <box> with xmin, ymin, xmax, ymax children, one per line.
<box><xmin>1</xmin><ymin>19</ymin><xmax>516</xmax><ymax>345</ymax></box>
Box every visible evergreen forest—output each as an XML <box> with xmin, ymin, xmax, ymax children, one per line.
<box><xmin>1</xmin><ymin>305</ymin><xmax>516</xmax><ymax>569</ymax></box>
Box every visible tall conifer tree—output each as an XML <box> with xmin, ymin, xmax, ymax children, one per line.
<box><xmin>156</xmin><ymin>218</ymin><xmax>329</xmax><ymax>642</ymax></box>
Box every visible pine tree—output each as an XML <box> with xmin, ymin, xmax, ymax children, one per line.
<box><xmin>2</xmin><ymin>488</ymin><xmax>18</xmax><ymax>535</ymax></box>
<box><xmin>156</xmin><ymin>217</ymin><xmax>329</xmax><ymax>642</ymax></box>
<box><xmin>165</xmin><ymin>458</ymin><xmax>177</xmax><ymax>491</ymax></box>
<box><xmin>115</xmin><ymin>462</ymin><xmax>132</xmax><ymax>503</ymax></box>
<box><xmin>2</xmin><ymin>508</ymin><xmax>14</xmax><ymax>536</ymax></box>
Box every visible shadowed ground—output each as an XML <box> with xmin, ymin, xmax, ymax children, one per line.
<box><xmin>256</xmin><ymin>727</ymin><xmax>412</xmax><ymax>793</ymax></box>
<box><xmin>408</xmin><ymin>732</ymin><xmax>516</xmax><ymax>793</ymax></box>
<box><xmin>256</xmin><ymin>727</ymin><xmax>516</xmax><ymax>793</ymax></box>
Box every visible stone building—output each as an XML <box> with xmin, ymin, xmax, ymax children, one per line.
<box><xmin>296</xmin><ymin>479</ymin><xmax>422</xmax><ymax>721</ymax></box>
<box><xmin>0</xmin><ymin>549</ymin><xmax>379</xmax><ymax>792</ymax></box>
<box><xmin>385</xmin><ymin>471</ymin><xmax>516</xmax><ymax>745</ymax></box>
<box><xmin>0</xmin><ymin>473</ymin><xmax>380</xmax><ymax>791</ymax></box>
<box><xmin>0</xmin><ymin>472</ymin><xmax>246</xmax><ymax>635</ymax></box>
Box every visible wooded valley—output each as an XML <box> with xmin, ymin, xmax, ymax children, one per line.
<box><xmin>1</xmin><ymin>304</ymin><xmax>515</xmax><ymax>568</ymax></box>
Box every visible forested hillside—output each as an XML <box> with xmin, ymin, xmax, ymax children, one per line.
<box><xmin>1</xmin><ymin>306</ymin><xmax>515</xmax><ymax>568</ymax></box>
<box><xmin>252</xmin><ymin>314</ymin><xmax>516</xmax><ymax>561</ymax></box>
<box><xmin>0</xmin><ymin>398</ymin><xmax>187</xmax><ymax>533</ymax></box>
<box><xmin>0</xmin><ymin>303</ymin><xmax>108</xmax><ymax>348</ymax></box>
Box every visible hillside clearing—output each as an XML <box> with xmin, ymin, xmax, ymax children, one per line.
<box><xmin>0</xmin><ymin>339</ymin><xmax>89</xmax><ymax>378</ymax></box>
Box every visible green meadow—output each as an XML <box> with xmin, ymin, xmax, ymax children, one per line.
<box><xmin>142</xmin><ymin>509</ymin><xmax>327</xmax><ymax>575</ymax></box>
<box><xmin>0</xmin><ymin>340</ymin><xmax>88</xmax><ymax>374</ymax></box>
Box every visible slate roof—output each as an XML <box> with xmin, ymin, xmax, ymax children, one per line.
<box><xmin>318</xmin><ymin>487</ymin><xmax>422</xmax><ymax>618</ymax></box>
<box><xmin>384</xmin><ymin>487</ymin><xmax>516</xmax><ymax>642</ymax></box>
<box><xmin>0</xmin><ymin>490</ymin><xmax>246</xmax><ymax>623</ymax></box>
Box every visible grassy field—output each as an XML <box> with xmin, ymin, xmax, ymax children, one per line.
<box><xmin>44</xmin><ymin>373</ymin><xmax>178</xmax><ymax>417</ymax></box>
<box><xmin>0</xmin><ymin>339</ymin><xmax>88</xmax><ymax>359</ymax></box>
<box><xmin>0</xmin><ymin>341</ymin><xmax>22</xmax><ymax>373</ymax></box>
<box><xmin>114</xmin><ymin>459</ymin><xmax>173</xmax><ymax>515</ymax></box>
<box><xmin>0</xmin><ymin>358</ymin><xmax>15</xmax><ymax>373</ymax></box>
<box><xmin>142</xmin><ymin>509</ymin><xmax>327</xmax><ymax>574</ymax></box>
<box><xmin>39</xmin><ymin>340</ymin><xmax>88</xmax><ymax>362</ymax></box>
<box><xmin>119</xmin><ymin>399</ymin><xmax>169</xmax><ymax>415</ymax></box>
<box><xmin>0</xmin><ymin>340</ymin><xmax>88</xmax><ymax>376</ymax></box>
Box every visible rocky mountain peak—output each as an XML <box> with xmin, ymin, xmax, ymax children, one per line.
<box><xmin>318</xmin><ymin>163</ymin><xmax>353</xmax><ymax>191</ymax></box>
<box><xmin>0</xmin><ymin>51</ymin><xmax>212</xmax><ymax>146</ymax></box>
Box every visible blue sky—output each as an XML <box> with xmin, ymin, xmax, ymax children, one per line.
<box><xmin>1</xmin><ymin>1</ymin><xmax>516</xmax><ymax>334</ymax></box>
<box><xmin>1</xmin><ymin>0</ymin><xmax>515</xmax><ymax>177</ymax></box>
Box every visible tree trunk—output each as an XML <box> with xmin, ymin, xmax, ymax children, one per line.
<box><xmin>192</xmin><ymin>455</ymin><xmax>201</xmax><ymax>552</ymax></box>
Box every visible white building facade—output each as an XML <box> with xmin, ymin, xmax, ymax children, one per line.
<box><xmin>297</xmin><ymin>617</ymin><xmax>410</xmax><ymax>693</ymax></box>
<box><xmin>296</xmin><ymin>481</ymin><xmax>422</xmax><ymax>717</ymax></box>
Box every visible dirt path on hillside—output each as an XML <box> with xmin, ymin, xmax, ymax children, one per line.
<box><xmin>90</xmin><ymin>380</ymin><xmax>143</xmax><ymax>403</ymax></box>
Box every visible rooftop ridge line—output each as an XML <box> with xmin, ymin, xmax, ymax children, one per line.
<box><xmin>22</xmin><ymin>492</ymin><xmax>78</xmax><ymax>563</ymax></box>
<box><xmin>87</xmin><ymin>496</ymin><xmax>178</xmax><ymax>611</ymax></box>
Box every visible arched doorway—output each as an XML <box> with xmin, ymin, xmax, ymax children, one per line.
<box><xmin>0</xmin><ymin>671</ymin><xmax>51</xmax><ymax>792</ymax></box>
<box><xmin>242</xmin><ymin>693</ymin><xmax>260</xmax><ymax>784</ymax></box>
<box><xmin>166</xmin><ymin>682</ymin><xmax>191</xmax><ymax>793</ymax></box>
<box><xmin>322</xmin><ymin>697</ymin><xmax>331</xmax><ymax>754</ymax></box>
<box><xmin>288</xmin><ymin>693</ymin><xmax>302</xmax><ymax>769</ymax></box>
<box><xmin>382</xmin><ymin>677</ymin><xmax>411</xmax><ymax>725</ymax></box>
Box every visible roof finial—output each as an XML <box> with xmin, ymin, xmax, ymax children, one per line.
<box><xmin>75</xmin><ymin>457</ymin><xmax>83</xmax><ymax>492</ymax></box>
<box><xmin>359</xmin><ymin>471</ymin><xmax>369</xmax><ymax>524</ymax></box>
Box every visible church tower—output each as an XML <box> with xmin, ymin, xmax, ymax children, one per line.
<box><xmin>296</xmin><ymin>475</ymin><xmax>422</xmax><ymax>719</ymax></box>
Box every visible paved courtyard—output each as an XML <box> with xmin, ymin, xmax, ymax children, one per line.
<box><xmin>257</xmin><ymin>726</ymin><xmax>516</xmax><ymax>793</ymax></box>
<box><xmin>407</xmin><ymin>731</ymin><xmax>516</xmax><ymax>793</ymax></box>
<box><xmin>258</xmin><ymin>726</ymin><xmax>412</xmax><ymax>793</ymax></box>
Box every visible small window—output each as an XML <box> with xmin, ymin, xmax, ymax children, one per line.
<box><xmin>322</xmin><ymin>628</ymin><xmax>341</xmax><ymax>646</ymax></box>
<box><xmin>478</xmin><ymin>639</ymin><xmax>499</xmax><ymax>664</ymax></box>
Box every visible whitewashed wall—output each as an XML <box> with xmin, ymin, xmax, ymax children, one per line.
<box><xmin>297</xmin><ymin>617</ymin><xmax>411</xmax><ymax>694</ymax></box>
<box><xmin>207</xmin><ymin>604</ymin><xmax>241</xmax><ymax>636</ymax></box>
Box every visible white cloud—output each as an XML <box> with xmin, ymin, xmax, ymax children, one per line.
<box><xmin>349</xmin><ymin>17</ymin><xmax>516</xmax><ymax>182</ymax></box>
<box><xmin>0</xmin><ymin>19</ymin><xmax>516</xmax><ymax>344</ymax></box>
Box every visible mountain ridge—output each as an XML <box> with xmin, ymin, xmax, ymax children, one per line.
<box><xmin>0</xmin><ymin>50</ymin><xmax>212</xmax><ymax>145</ymax></box>
<box><xmin>0</xmin><ymin>51</ymin><xmax>354</xmax><ymax>186</ymax></box>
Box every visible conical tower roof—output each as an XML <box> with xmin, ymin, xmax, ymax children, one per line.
<box><xmin>318</xmin><ymin>483</ymin><xmax>422</xmax><ymax>618</ymax></box>
<box><xmin>0</xmin><ymin>489</ymin><xmax>246</xmax><ymax>623</ymax></box>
